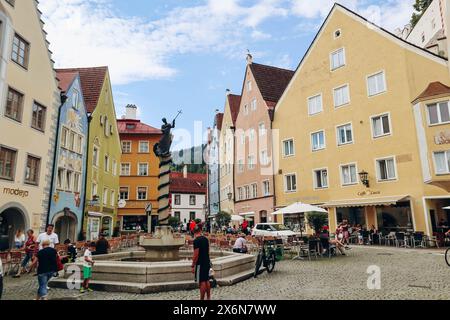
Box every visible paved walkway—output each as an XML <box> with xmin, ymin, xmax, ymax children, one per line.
<box><xmin>2</xmin><ymin>246</ymin><xmax>449</xmax><ymax>300</ymax></box>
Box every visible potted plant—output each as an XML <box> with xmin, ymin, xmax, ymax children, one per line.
<box><xmin>306</xmin><ymin>212</ymin><xmax>328</xmax><ymax>237</ymax></box>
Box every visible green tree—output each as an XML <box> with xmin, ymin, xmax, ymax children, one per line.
<box><xmin>168</xmin><ymin>216</ymin><xmax>180</xmax><ymax>229</ymax></box>
<box><xmin>410</xmin><ymin>0</ymin><xmax>433</xmax><ymax>28</ymax></box>
<box><xmin>306</xmin><ymin>212</ymin><xmax>329</xmax><ymax>235</ymax></box>
<box><xmin>215</xmin><ymin>211</ymin><xmax>231</xmax><ymax>228</ymax></box>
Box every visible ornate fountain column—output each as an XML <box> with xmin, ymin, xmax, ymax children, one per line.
<box><xmin>139</xmin><ymin>115</ymin><xmax>185</xmax><ymax>261</ymax></box>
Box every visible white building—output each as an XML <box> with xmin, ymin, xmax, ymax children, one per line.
<box><xmin>396</xmin><ymin>0</ymin><xmax>448</xmax><ymax>58</ymax></box>
<box><xmin>170</xmin><ymin>168</ymin><xmax>207</xmax><ymax>224</ymax></box>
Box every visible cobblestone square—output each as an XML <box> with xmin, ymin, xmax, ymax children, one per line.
<box><xmin>2</xmin><ymin>246</ymin><xmax>449</xmax><ymax>300</ymax></box>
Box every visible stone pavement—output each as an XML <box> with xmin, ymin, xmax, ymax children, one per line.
<box><xmin>2</xmin><ymin>246</ymin><xmax>449</xmax><ymax>300</ymax></box>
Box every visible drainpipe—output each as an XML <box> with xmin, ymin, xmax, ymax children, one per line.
<box><xmin>80</xmin><ymin>113</ymin><xmax>93</xmax><ymax>240</ymax></box>
<box><xmin>46</xmin><ymin>93</ymin><xmax>65</xmax><ymax>226</ymax></box>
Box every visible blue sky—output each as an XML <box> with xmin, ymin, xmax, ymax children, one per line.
<box><xmin>40</xmin><ymin>0</ymin><xmax>416</xmax><ymax>148</ymax></box>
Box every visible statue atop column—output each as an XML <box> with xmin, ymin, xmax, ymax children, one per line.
<box><xmin>153</xmin><ymin>117</ymin><xmax>176</xmax><ymax>158</ymax></box>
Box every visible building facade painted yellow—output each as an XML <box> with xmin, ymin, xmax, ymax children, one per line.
<box><xmin>0</xmin><ymin>0</ymin><xmax>60</xmax><ymax>247</ymax></box>
<box><xmin>273</xmin><ymin>5</ymin><xmax>450</xmax><ymax>237</ymax></box>
<box><xmin>219</xmin><ymin>93</ymin><xmax>240</xmax><ymax>215</ymax></box>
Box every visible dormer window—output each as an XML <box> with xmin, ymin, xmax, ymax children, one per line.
<box><xmin>126</xmin><ymin>123</ymin><xmax>136</xmax><ymax>130</ymax></box>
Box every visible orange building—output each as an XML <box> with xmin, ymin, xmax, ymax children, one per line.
<box><xmin>117</xmin><ymin>105</ymin><xmax>162</xmax><ymax>233</ymax></box>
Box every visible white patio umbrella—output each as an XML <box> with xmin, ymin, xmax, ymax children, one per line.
<box><xmin>443</xmin><ymin>206</ymin><xmax>450</xmax><ymax>210</ymax></box>
<box><xmin>272</xmin><ymin>202</ymin><xmax>328</xmax><ymax>215</ymax></box>
<box><xmin>231</xmin><ymin>215</ymin><xmax>244</xmax><ymax>221</ymax></box>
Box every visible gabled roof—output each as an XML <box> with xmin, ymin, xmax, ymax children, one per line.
<box><xmin>55</xmin><ymin>67</ymin><xmax>108</xmax><ymax>113</ymax></box>
<box><xmin>414</xmin><ymin>81</ymin><xmax>450</xmax><ymax>102</ymax></box>
<box><xmin>215</xmin><ymin>113</ymin><xmax>224</xmax><ymax>131</ymax></box>
<box><xmin>117</xmin><ymin>119</ymin><xmax>162</xmax><ymax>135</ymax></box>
<box><xmin>249</xmin><ymin>63</ymin><xmax>295</xmax><ymax>104</ymax></box>
<box><xmin>56</xmin><ymin>70</ymin><xmax>78</xmax><ymax>93</ymax></box>
<box><xmin>170</xmin><ymin>172</ymin><xmax>207</xmax><ymax>194</ymax></box>
<box><xmin>227</xmin><ymin>94</ymin><xmax>241</xmax><ymax>125</ymax></box>
<box><xmin>275</xmin><ymin>3</ymin><xmax>448</xmax><ymax>113</ymax></box>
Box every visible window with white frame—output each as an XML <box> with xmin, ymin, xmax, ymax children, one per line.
<box><xmin>174</xmin><ymin>194</ymin><xmax>181</xmax><ymax>205</ymax></box>
<box><xmin>376</xmin><ymin>157</ymin><xmax>397</xmax><ymax>181</ymax></box>
<box><xmin>251</xmin><ymin>98</ymin><xmax>257</xmax><ymax>111</ymax></box>
<box><xmin>240</xmin><ymin>133</ymin><xmax>245</xmax><ymax>145</ymax></box>
<box><xmin>245</xmin><ymin>185</ymin><xmax>250</xmax><ymax>199</ymax></box>
<box><xmin>244</xmin><ymin>105</ymin><xmax>249</xmax><ymax>115</ymax></box>
<box><xmin>65</xmin><ymin>171</ymin><xmax>73</xmax><ymax>191</ymax></box>
<box><xmin>110</xmin><ymin>190</ymin><xmax>116</xmax><ymax>206</ymax></box>
<box><xmin>433</xmin><ymin>151</ymin><xmax>450</xmax><ymax>174</ymax></box>
<box><xmin>73</xmin><ymin>173</ymin><xmax>81</xmax><ymax>193</ymax></box>
<box><xmin>93</xmin><ymin>146</ymin><xmax>99</xmax><ymax>166</ymax></box>
<box><xmin>285</xmin><ymin>174</ymin><xmax>297</xmax><ymax>192</ymax></box>
<box><xmin>314</xmin><ymin>169</ymin><xmax>328</xmax><ymax>189</ymax></box>
<box><xmin>61</xmin><ymin>127</ymin><xmax>68</xmax><ymax>148</ymax></box>
<box><xmin>427</xmin><ymin>101</ymin><xmax>450</xmax><ymax>125</ymax></box>
<box><xmin>330</xmin><ymin>48</ymin><xmax>345</xmax><ymax>70</ymax></box>
<box><xmin>77</xmin><ymin>135</ymin><xmax>83</xmax><ymax>154</ymax></box>
<box><xmin>137</xmin><ymin>187</ymin><xmax>147</xmax><ymax>200</ymax></box>
<box><xmin>367</xmin><ymin>71</ymin><xmax>386</xmax><ymax>96</ymax></box>
<box><xmin>341</xmin><ymin>164</ymin><xmax>357</xmax><ymax>185</ymax></box>
<box><xmin>337</xmin><ymin>124</ymin><xmax>353</xmax><ymax>145</ymax></box>
<box><xmin>249</xmin><ymin>129</ymin><xmax>255</xmax><ymax>142</ymax></box>
<box><xmin>238</xmin><ymin>159</ymin><xmax>244</xmax><ymax>173</ymax></box>
<box><xmin>92</xmin><ymin>183</ymin><xmax>98</xmax><ymax>199</ymax></box>
<box><xmin>138</xmin><ymin>163</ymin><xmax>148</xmax><ymax>176</ymax></box>
<box><xmin>260</xmin><ymin>150</ymin><xmax>268</xmax><ymax>166</ymax></box>
<box><xmin>190</xmin><ymin>195</ymin><xmax>196</xmax><ymax>205</ymax></box>
<box><xmin>333</xmin><ymin>85</ymin><xmax>350</xmax><ymax>107</ymax></box>
<box><xmin>57</xmin><ymin>168</ymin><xmax>65</xmax><ymax>190</ymax></box>
<box><xmin>259</xmin><ymin>122</ymin><xmax>266</xmax><ymax>136</ymax></box>
<box><xmin>311</xmin><ymin>131</ymin><xmax>325</xmax><ymax>151</ymax></box>
<box><xmin>263</xmin><ymin>180</ymin><xmax>270</xmax><ymax>196</ymax></box>
<box><xmin>251</xmin><ymin>183</ymin><xmax>258</xmax><ymax>198</ymax></box>
<box><xmin>248</xmin><ymin>155</ymin><xmax>255</xmax><ymax>170</ymax></box>
<box><xmin>308</xmin><ymin>94</ymin><xmax>323</xmax><ymax>115</ymax></box>
<box><xmin>237</xmin><ymin>187</ymin><xmax>243</xmax><ymax>201</ymax></box>
<box><xmin>103</xmin><ymin>188</ymin><xmax>108</xmax><ymax>205</ymax></box>
<box><xmin>139</xmin><ymin>141</ymin><xmax>149</xmax><ymax>153</ymax></box>
<box><xmin>104</xmin><ymin>154</ymin><xmax>109</xmax><ymax>172</ymax></box>
<box><xmin>283</xmin><ymin>139</ymin><xmax>295</xmax><ymax>157</ymax></box>
<box><xmin>119</xmin><ymin>187</ymin><xmax>129</xmax><ymax>200</ymax></box>
<box><xmin>121</xmin><ymin>163</ymin><xmax>131</xmax><ymax>176</ymax></box>
<box><xmin>112</xmin><ymin>160</ymin><xmax>117</xmax><ymax>176</ymax></box>
<box><xmin>247</xmin><ymin>80</ymin><xmax>252</xmax><ymax>92</ymax></box>
<box><xmin>121</xmin><ymin>141</ymin><xmax>131</xmax><ymax>153</ymax></box>
<box><xmin>372</xmin><ymin>114</ymin><xmax>391</xmax><ymax>137</ymax></box>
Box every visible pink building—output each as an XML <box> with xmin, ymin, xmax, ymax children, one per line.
<box><xmin>234</xmin><ymin>55</ymin><xmax>294</xmax><ymax>225</ymax></box>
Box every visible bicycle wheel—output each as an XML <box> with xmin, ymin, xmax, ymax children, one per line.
<box><xmin>254</xmin><ymin>251</ymin><xmax>263</xmax><ymax>278</ymax></box>
<box><xmin>266</xmin><ymin>252</ymin><xmax>276</xmax><ymax>274</ymax></box>
<box><xmin>445</xmin><ymin>248</ymin><xmax>450</xmax><ymax>267</ymax></box>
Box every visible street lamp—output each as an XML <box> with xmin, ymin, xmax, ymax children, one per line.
<box><xmin>359</xmin><ymin>170</ymin><xmax>370</xmax><ymax>188</ymax></box>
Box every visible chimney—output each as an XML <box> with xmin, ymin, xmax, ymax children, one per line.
<box><xmin>246</xmin><ymin>53</ymin><xmax>253</xmax><ymax>65</ymax></box>
<box><xmin>183</xmin><ymin>165</ymin><xmax>188</xmax><ymax>179</ymax></box>
<box><xmin>125</xmin><ymin>104</ymin><xmax>137</xmax><ymax>120</ymax></box>
<box><xmin>226</xmin><ymin>89</ymin><xmax>231</xmax><ymax>96</ymax></box>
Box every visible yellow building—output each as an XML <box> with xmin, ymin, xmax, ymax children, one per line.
<box><xmin>59</xmin><ymin>67</ymin><xmax>122</xmax><ymax>241</ymax></box>
<box><xmin>273</xmin><ymin>4</ymin><xmax>450</xmax><ymax>237</ymax></box>
<box><xmin>218</xmin><ymin>92</ymin><xmax>241</xmax><ymax>214</ymax></box>
<box><xmin>0</xmin><ymin>0</ymin><xmax>60</xmax><ymax>246</ymax></box>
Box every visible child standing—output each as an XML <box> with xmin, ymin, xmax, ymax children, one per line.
<box><xmin>80</xmin><ymin>242</ymin><xmax>95</xmax><ymax>293</ymax></box>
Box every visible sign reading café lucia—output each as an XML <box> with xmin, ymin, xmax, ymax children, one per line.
<box><xmin>3</xmin><ymin>187</ymin><xmax>29</xmax><ymax>198</ymax></box>
<box><xmin>357</xmin><ymin>190</ymin><xmax>381</xmax><ymax>197</ymax></box>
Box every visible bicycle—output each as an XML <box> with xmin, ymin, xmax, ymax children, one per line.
<box><xmin>254</xmin><ymin>237</ymin><xmax>277</xmax><ymax>278</ymax></box>
<box><xmin>445</xmin><ymin>247</ymin><xmax>450</xmax><ymax>267</ymax></box>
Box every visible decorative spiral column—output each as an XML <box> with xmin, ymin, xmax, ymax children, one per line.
<box><xmin>157</xmin><ymin>154</ymin><xmax>172</xmax><ymax>225</ymax></box>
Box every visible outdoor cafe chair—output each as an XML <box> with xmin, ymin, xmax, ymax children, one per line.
<box><xmin>8</xmin><ymin>251</ymin><xmax>24</xmax><ymax>276</ymax></box>
<box><xmin>424</xmin><ymin>235</ymin><xmax>440</xmax><ymax>248</ymax></box>
<box><xmin>412</xmin><ymin>232</ymin><xmax>425</xmax><ymax>248</ymax></box>
<box><xmin>306</xmin><ymin>239</ymin><xmax>320</xmax><ymax>261</ymax></box>
<box><xmin>384</xmin><ymin>232</ymin><xmax>396</xmax><ymax>246</ymax></box>
<box><xmin>395</xmin><ymin>232</ymin><xmax>408</xmax><ymax>248</ymax></box>
<box><xmin>0</xmin><ymin>252</ymin><xmax>9</xmax><ymax>275</ymax></box>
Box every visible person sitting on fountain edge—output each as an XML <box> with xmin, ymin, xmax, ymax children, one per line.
<box><xmin>191</xmin><ymin>226</ymin><xmax>212</xmax><ymax>300</ymax></box>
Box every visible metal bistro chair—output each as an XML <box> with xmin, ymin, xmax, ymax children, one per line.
<box><xmin>8</xmin><ymin>251</ymin><xmax>24</xmax><ymax>275</ymax></box>
<box><xmin>395</xmin><ymin>232</ymin><xmax>408</xmax><ymax>248</ymax></box>
<box><xmin>370</xmin><ymin>233</ymin><xmax>381</xmax><ymax>246</ymax></box>
<box><xmin>412</xmin><ymin>232</ymin><xmax>425</xmax><ymax>248</ymax></box>
<box><xmin>384</xmin><ymin>232</ymin><xmax>396</xmax><ymax>246</ymax></box>
<box><xmin>307</xmin><ymin>239</ymin><xmax>320</xmax><ymax>260</ymax></box>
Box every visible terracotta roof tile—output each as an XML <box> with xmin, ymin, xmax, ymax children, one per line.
<box><xmin>55</xmin><ymin>67</ymin><xmax>108</xmax><ymax>113</ymax></box>
<box><xmin>170</xmin><ymin>172</ymin><xmax>207</xmax><ymax>194</ymax></box>
<box><xmin>228</xmin><ymin>94</ymin><xmax>241</xmax><ymax>125</ymax></box>
<box><xmin>117</xmin><ymin>119</ymin><xmax>162</xmax><ymax>135</ymax></box>
<box><xmin>56</xmin><ymin>70</ymin><xmax>78</xmax><ymax>92</ymax></box>
<box><xmin>249</xmin><ymin>63</ymin><xmax>295</xmax><ymax>104</ymax></box>
<box><xmin>414</xmin><ymin>81</ymin><xmax>450</xmax><ymax>102</ymax></box>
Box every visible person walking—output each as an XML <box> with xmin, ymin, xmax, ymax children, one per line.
<box><xmin>80</xmin><ymin>242</ymin><xmax>96</xmax><ymax>293</ymax></box>
<box><xmin>14</xmin><ymin>229</ymin><xmax>26</xmax><ymax>249</ymax></box>
<box><xmin>95</xmin><ymin>234</ymin><xmax>110</xmax><ymax>255</ymax></box>
<box><xmin>191</xmin><ymin>226</ymin><xmax>211</xmax><ymax>300</ymax></box>
<box><xmin>14</xmin><ymin>229</ymin><xmax>36</xmax><ymax>278</ymax></box>
<box><xmin>37</xmin><ymin>224</ymin><xmax>59</xmax><ymax>250</ymax></box>
<box><xmin>31</xmin><ymin>240</ymin><xmax>58</xmax><ymax>300</ymax></box>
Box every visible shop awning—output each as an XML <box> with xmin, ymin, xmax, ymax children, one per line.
<box><xmin>322</xmin><ymin>195</ymin><xmax>410</xmax><ymax>208</ymax></box>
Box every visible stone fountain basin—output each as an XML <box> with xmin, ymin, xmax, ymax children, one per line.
<box><xmin>49</xmin><ymin>250</ymin><xmax>256</xmax><ymax>294</ymax></box>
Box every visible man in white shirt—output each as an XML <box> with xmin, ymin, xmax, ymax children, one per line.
<box><xmin>233</xmin><ymin>234</ymin><xmax>248</xmax><ymax>254</ymax></box>
<box><xmin>37</xmin><ymin>224</ymin><xmax>59</xmax><ymax>251</ymax></box>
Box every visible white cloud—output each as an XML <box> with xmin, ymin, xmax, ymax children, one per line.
<box><xmin>290</xmin><ymin>0</ymin><xmax>359</xmax><ymax>19</ymax></box>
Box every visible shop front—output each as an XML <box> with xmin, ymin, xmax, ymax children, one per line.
<box><xmin>87</xmin><ymin>212</ymin><xmax>114</xmax><ymax>241</ymax></box>
<box><xmin>53</xmin><ymin>209</ymin><xmax>78</xmax><ymax>243</ymax></box>
<box><xmin>121</xmin><ymin>215</ymin><xmax>148</xmax><ymax>233</ymax></box>
<box><xmin>0</xmin><ymin>204</ymin><xmax>28</xmax><ymax>251</ymax></box>
<box><xmin>423</xmin><ymin>196</ymin><xmax>450</xmax><ymax>245</ymax></box>
<box><xmin>239</xmin><ymin>212</ymin><xmax>255</xmax><ymax>228</ymax></box>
